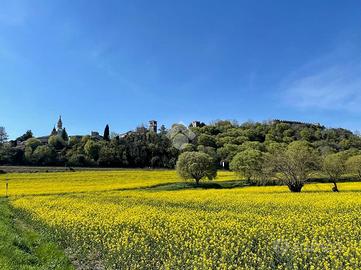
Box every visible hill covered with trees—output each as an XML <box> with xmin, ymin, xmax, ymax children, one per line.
<box><xmin>1</xmin><ymin>120</ymin><xmax>361</xmax><ymax>169</ymax></box>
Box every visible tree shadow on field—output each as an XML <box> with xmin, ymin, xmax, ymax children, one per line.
<box><xmin>145</xmin><ymin>180</ymin><xmax>248</xmax><ymax>191</ymax></box>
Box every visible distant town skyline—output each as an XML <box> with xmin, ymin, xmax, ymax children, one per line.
<box><xmin>1</xmin><ymin>0</ymin><xmax>361</xmax><ymax>139</ymax></box>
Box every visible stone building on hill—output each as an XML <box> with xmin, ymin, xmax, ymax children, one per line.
<box><xmin>36</xmin><ymin>116</ymin><xmax>103</xmax><ymax>144</ymax></box>
<box><xmin>38</xmin><ymin>116</ymin><xmax>65</xmax><ymax>143</ymax></box>
<box><xmin>34</xmin><ymin>117</ymin><xmax>162</xmax><ymax>144</ymax></box>
<box><xmin>149</xmin><ymin>120</ymin><xmax>158</xmax><ymax>133</ymax></box>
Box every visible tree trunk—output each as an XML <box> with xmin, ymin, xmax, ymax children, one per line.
<box><xmin>288</xmin><ymin>183</ymin><xmax>303</xmax><ymax>192</ymax></box>
<box><xmin>332</xmin><ymin>181</ymin><xmax>339</xmax><ymax>192</ymax></box>
<box><xmin>195</xmin><ymin>178</ymin><xmax>200</xmax><ymax>186</ymax></box>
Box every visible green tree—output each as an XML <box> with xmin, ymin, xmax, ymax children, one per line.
<box><xmin>217</xmin><ymin>144</ymin><xmax>241</xmax><ymax>163</ymax></box>
<box><xmin>98</xmin><ymin>144</ymin><xmax>120</xmax><ymax>166</ymax></box>
<box><xmin>48</xmin><ymin>135</ymin><xmax>66</xmax><ymax>150</ymax></box>
<box><xmin>103</xmin><ymin>124</ymin><xmax>110</xmax><ymax>141</ymax></box>
<box><xmin>0</xmin><ymin>145</ymin><xmax>23</xmax><ymax>165</ymax></box>
<box><xmin>230</xmin><ymin>149</ymin><xmax>264</xmax><ymax>182</ymax></box>
<box><xmin>0</xmin><ymin>127</ymin><xmax>8</xmax><ymax>144</ymax></box>
<box><xmin>197</xmin><ymin>134</ymin><xmax>217</xmax><ymax>148</ymax></box>
<box><xmin>84</xmin><ymin>140</ymin><xmax>101</xmax><ymax>161</ymax></box>
<box><xmin>16</xmin><ymin>130</ymin><xmax>33</xmax><ymax>142</ymax></box>
<box><xmin>346</xmin><ymin>155</ymin><xmax>361</xmax><ymax>180</ymax></box>
<box><xmin>300</xmin><ymin>128</ymin><xmax>313</xmax><ymax>141</ymax></box>
<box><xmin>176</xmin><ymin>152</ymin><xmax>217</xmax><ymax>185</ymax></box>
<box><xmin>25</xmin><ymin>138</ymin><xmax>42</xmax><ymax>151</ymax></box>
<box><xmin>266</xmin><ymin>141</ymin><xmax>320</xmax><ymax>192</ymax></box>
<box><xmin>322</xmin><ymin>153</ymin><xmax>346</xmax><ymax>192</ymax></box>
<box><xmin>32</xmin><ymin>145</ymin><xmax>56</xmax><ymax>165</ymax></box>
<box><xmin>61</xmin><ymin>128</ymin><xmax>69</xmax><ymax>141</ymax></box>
<box><xmin>68</xmin><ymin>136</ymin><xmax>81</xmax><ymax>147</ymax></box>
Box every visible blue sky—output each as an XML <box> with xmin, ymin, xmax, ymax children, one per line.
<box><xmin>1</xmin><ymin>0</ymin><xmax>361</xmax><ymax>139</ymax></box>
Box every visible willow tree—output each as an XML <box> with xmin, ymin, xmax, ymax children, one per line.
<box><xmin>267</xmin><ymin>141</ymin><xmax>320</xmax><ymax>192</ymax></box>
<box><xmin>323</xmin><ymin>153</ymin><xmax>346</xmax><ymax>192</ymax></box>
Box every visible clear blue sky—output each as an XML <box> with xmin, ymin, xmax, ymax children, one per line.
<box><xmin>1</xmin><ymin>0</ymin><xmax>361</xmax><ymax>139</ymax></box>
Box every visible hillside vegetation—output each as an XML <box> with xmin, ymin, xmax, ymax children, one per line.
<box><xmin>1</xmin><ymin>120</ymin><xmax>361</xmax><ymax>169</ymax></box>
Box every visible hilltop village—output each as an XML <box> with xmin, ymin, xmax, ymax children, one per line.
<box><xmin>0</xmin><ymin>117</ymin><xmax>360</xmax><ymax>169</ymax></box>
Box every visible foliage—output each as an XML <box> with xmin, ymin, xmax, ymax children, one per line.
<box><xmin>103</xmin><ymin>124</ymin><xmax>110</xmax><ymax>141</ymax></box>
<box><xmin>84</xmin><ymin>140</ymin><xmax>101</xmax><ymax>161</ymax></box>
<box><xmin>346</xmin><ymin>155</ymin><xmax>361</xmax><ymax>180</ymax></box>
<box><xmin>16</xmin><ymin>130</ymin><xmax>33</xmax><ymax>142</ymax></box>
<box><xmin>0</xmin><ymin>127</ymin><xmax>8</xmax><ymax>144</ymax></box>
<box><xmin>48</xmin><ymin>135</ymin><xmax>66</xmax><ymax>150</ymax></box>
<box><xmin>2</xmin><ymin>119</ymin><xmax>361</xmax><ymax>170</ymax></box>
<box><xmin>176</xmin><ymin>152</ymin><xmax>217</xmax><ymax>184</ymax></box>
<box><xmin>0</xmin><ymin>145</ymin><xmax>23</xmax><ymax>165</ymax></box>
<box><xmin>266</xmin><ymin>141</ymin><xmax>320</xmax><ymax>192</ymax></box>
<box><xmin>61</xmin><ymin>128</ymin><xmax>69</xmax><ymax>141</ymax></box>
<box><xmin>32</xmin><ymin>145</ymin><xmax>56</xmax><ymax>166</ymax></box>
<box><xmin>25</xmin><ymin>138</ymin><xmax>42</xmax><ymax>151</ymax></box>
<box><xmin>322</xmin><ymin>152</ymin><xmax>347</xmax><ymax>191</ymax></box>
<box><xmin>230</xmin><ymin>149</ymin><xmax>264</xmax><ymax>181</ymax></box>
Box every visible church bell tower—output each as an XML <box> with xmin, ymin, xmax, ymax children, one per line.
<box><xmin>57</xmin><ymin>115</ymin><xmax>63</xmax><ymax>130</ymax></box>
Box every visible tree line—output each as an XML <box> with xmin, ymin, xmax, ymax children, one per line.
<box><xmin>176</xmin><ymin>141</ymin><xmax>361</xmax><ymax>192</ymax></box>
<box><xmin>1</xmin><ymin>120</ymin><xmax>361</xmax><ymax>191</ymax></box>
<box><xmin>0</xmin><ymin>125</ymin><xmax>177</xmax><ymax>168</ymax></box>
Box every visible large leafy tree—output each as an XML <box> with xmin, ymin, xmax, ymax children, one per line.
<box><xmin>230</xmin><ymin>149</ymin><xmax>264</xmax><ymax>182</ymax></box>
<box><xmin>346</xmin><ymin>155</ymin><xmax>361</xmax><ymax>180</ymax></box>
<box><xmin>266</xmin><ymin>141</ymin><xmax>320</xmax><ymax>192</ymax></box>
<box><xmin>176</xmin><ymin>152</ymin><xmax>217</xmax><ymax>185</ymax></box>
<box><xmin>32</xmin><ymin>145</ymin><xmax>56</xmax><ymax>165</ymax></box>
<box><xmin>48</xmin><ymin>135</ymin><xmax>66</xmax><ymax>150</ymax></box>
<box><xmin>322</xmin><ymin>152</ymin><xmax>347</xmax><ymax>192</ymax></box>
<box><xmin>25</xmin><ymin>138</ymin><xmax>42</xmax><ymax>151</ymax></box>
<box><xmin>0</xmin><ymin>145</ymin><xmax>23</xmax><ymax>165</ymax></box>
<box><xmin>84</xmin><ymin>140</ymin><xmax>102</xmax><ymax>161</ymax></box>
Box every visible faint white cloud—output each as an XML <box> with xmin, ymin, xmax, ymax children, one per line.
<box><xmin>282</xmin><ymin>46</ymin><xmax>361</xmax><ymax>112</ymax></box>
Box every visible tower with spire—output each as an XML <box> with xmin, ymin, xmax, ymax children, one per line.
<box><xmin>50</xmin><ymin>115</ymin><xmax>64</xmax><ymax>136</ymax></box>
<box><xmin>57</xmin><ymin>116</ymin><xmax>63</xmax><ymax>130</ymax></box>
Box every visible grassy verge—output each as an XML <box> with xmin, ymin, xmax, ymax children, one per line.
<box><xmin>0</xmin><ymin>198</ymin><xmax>74</xmax><ymax>270</ymax></box>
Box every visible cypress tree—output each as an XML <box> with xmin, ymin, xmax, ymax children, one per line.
<box><xmin>61</xmin><ymin>128</ymin><xmax>69</xmax><ymax>141</ymax></box>
<box><xmin>103</xmin><ymin>124</ymin><xmax>110</xmax><ymax>141</ymax></box>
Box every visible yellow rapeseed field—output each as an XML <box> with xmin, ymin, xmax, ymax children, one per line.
<box><xmin>2</xmin><ymin>170</ymin><xmax>235</xmax><ymax>196</ymax></box>
<box><xmin>3</xmin><ymin>171</ymin><xmax>361</xmax><ymax>269</ymax></box>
